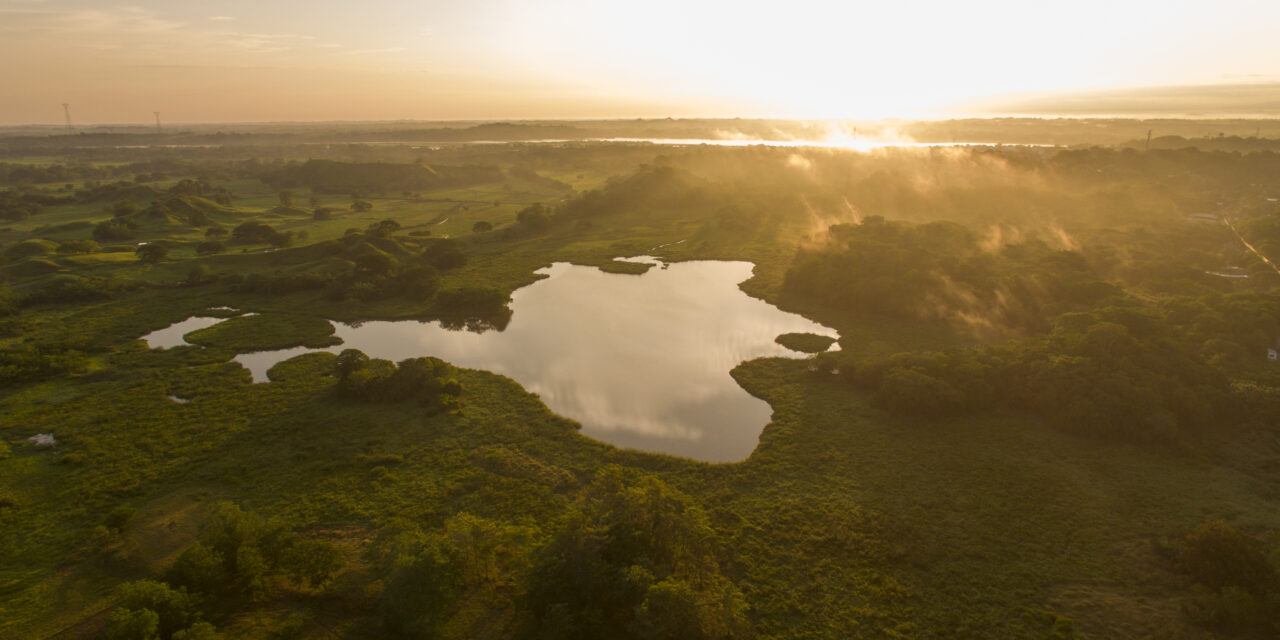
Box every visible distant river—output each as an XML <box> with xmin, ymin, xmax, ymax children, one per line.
<box><xmin>463</xmin><ymin>138</ymin><xmax>1049</xmax><ymax>150</ymax></box>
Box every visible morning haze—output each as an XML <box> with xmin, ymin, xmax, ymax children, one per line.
<box><xmin>3</xmin><ymin>0</ymin><xmax>1280</xmax><ymax>123</ymax></box>
<box><xmin>3</xmin><ymin>1</ymin><xmax>1280</xmax><ymax>639</ymax></box>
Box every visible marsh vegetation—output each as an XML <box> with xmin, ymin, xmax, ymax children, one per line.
<box><xmin>3</xmin><ymin>120</ymin><xmax>1280</xmax><ymax>638</ymax></box>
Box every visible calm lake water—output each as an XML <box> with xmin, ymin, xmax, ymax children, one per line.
<box><xmin>147</xmin><ymin>260</ymin><xmax>837</xmax><ymax>462</ymax></box>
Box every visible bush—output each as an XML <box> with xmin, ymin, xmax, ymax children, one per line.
<box><xmin>114</xmin><ymin>580</ymin><xmax>198</xmax><ymax>639</ymax></box>
<box><xmin>421</xmin><ymin>239</ymin><xmax>466</xmax><ymax>270</ymax></box>
<box><xmin>111</xmin><ymin>201</ymin><xmax>139</xmax><ymax>217</ymax></box>
<box><xmin>1183</xmin><ymin>520</ymin><xmax>1275</xmax><ymax>593</ymax></box>
<box><xmin>25</xmin><ymin>275</ymin><xmax>131</xmax><ymax>305</ymax></box>
<box><xmin>166</xmin><ymin>543</ymin><xmax>229</xmax><ymax>596</ymax></box>
<box><xmin>516</xmin><ymin>204</ymin><xmax>551</xmax><ymax>231</ymax></box>
<box><xmin>280</xmin><ymin>539</ymin><xmax>346</xmax><ymax>590</ymax></box>
<box><xmin>136</xmin><ymin>244</ymin><xmax>168</xmax><ymax>264</ymax></box>
<box><xmin>230</xmin><ymin>221</ymin><xmax>290</xmax><ymax>247</ymax></box>
<box><xmin>872</xmin><ymin>368</ymin><xmax>966</xmax><ymax>416</ymax></box>
<box><xmin>333</xmin><ymin>350</ymin><xmax>462</xmax><ymax>411</ymax></box>
<box><xmin>56</xmin><ymin>239</ymin><xmax>99</xmax><ymax>255</ymax></box>
<box><xmin>94</xmin><ymin>219</ymin><xmax>138</xmax><ymax>242</ymax></box>
<box><xmin>104</xmin><ymin>505</ymin><xmax>137</xmax><ymax>533</ymax></box>
<box><xmin>185</xmin><ymin>265</ymin><xmax>211</xmax><ymax>286</ymax></box>
<box><xmin>0</xmin><ymin>287</ymin><xmax>21</xmax><ymax>317</ymax></box>
<box><xmin>105</xmin><ymin>607</ymin><xmax>159</xmax><ymax>640</ymax></box>
<box><xmin>195</xmin><ymin>241</ymin><xmax>225</xmax><ymax>256</ymax></box>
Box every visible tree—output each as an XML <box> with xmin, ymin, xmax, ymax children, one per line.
<box><xmin>172</xmin><ymin>622</ymin><xmax>223</xmax><ymax>640</ymax></box>
<box><xmin>367</xmin><ymin>218</ymin><xmax>400</xmax><ymax>237</ymax></box>
<box><xmin>871</xmin><ymin>368</ymin><xmax>965</xmax><ymax>416</ymax></box>
<box><xmin>103</xmin><ymin>505</ymin><xmax>137</xmax><ymax>533</ymax></box>
<box><xmin>94</xmin><ymin>219</ymin><xmax>138</xmax><ymax>242</ymax></box>
<box><xmin>166</xmin><ymin>543</ymin><xmax>228</xmax><ymax>596</ymax></box>
<box><xmin>235</xmin><ymin>544</ymin><xmax>269</xmax><ymax>601</ymax></box>
<box><xmin>115</xmin><ymin>580</ymin><xmax>198</xmax><ymax>639</ymax></box>
<box><xmin>105</xmin><ymin>608</ymin><xmax>159</xmax><ymax>640</ymax></box>
<box><xmin>351</xmin><ymin>200</ymin><xmax>373</xmax><ymax>212</ymax></box>
<box><xmin>522</xmin><ymin>470</ymin><xmax>749</xmax><ymax>640</ymax></box>
<box><xmin>57</xmin><ymin>239</ymin><xmax>99</xmax><ymax>255</ymax></box>
<box><xmin>266</xmin><ymin>230</ymin><xmax>293</xmax><ymax>249</ymax></box>
<box><xmin>277</xmin><ymin>191</ymin><xmax>294</xmax><ymax>207</ymax></box>
<box><xmin>0</xmin><ymin>286</ymin><xmax>19</xmax><ymax>317</ymax></box>
<box><xmin>185</xmin><ymin>265</ymin><xmax>211</xmax><ymax>286</ymax></box>
<box><xmin>199</xmin><ymin>502</ymin><xmax>256</xmax><ymax>572</ymax></box>
<box><xmin>472</xmin><ymin>221</ymin><xmax>493</xmax><ymax>233</ymax></box>
<box><xmin>335</xmin><ymin>349</ymin><xmax>371</xmax><ymax>383</ymax></box>
<box><xmin>112</xmin><ymin>201</ymin><xmax>139</xmax><ymax>217</ymax></box>
<box><xmin>231</xmin><ymin>221</ymin><xmax>288</xmax><ymax>247</ymax></box>
<box><xmin>397</xmin><ymin>265</ymin><xmax>440</xmax><ymax>298</ymax></box>
<box><xmin>355</xmin><ymin>252</ymin><xmax>397</xmax><ymax>278</ymax></box>
<box><xmin>421</xmin><ymin>239</ymin><xmax>466</xmax><ymax>270</ymax></box>
<box><xmin>517</xmin><ymin>204</ymin><xmax>551</xmax><ymax>231</ymax></box>
<box><xmin>380</xmin><ymin>536</ymin><xmax>464</xmax><ymax>638</ymax></box>
<box><xmin>1183</xmin><ymin>520</ymin><xmax>1275</xmax><ymax>593</ymax></box>
<box><xmin>136</xmin><ymin>244</ymin><xmax>168</xmax><ymax>264</ymax></box>
<box><xmin>195</xmin><ymin>241</ymin><xmax>225</xmax><ymax>256</ymax></box>
<box><xmin>280</xmin><ymin>539</ymin><xmax>345</xmax><ymax>590</ymax></box>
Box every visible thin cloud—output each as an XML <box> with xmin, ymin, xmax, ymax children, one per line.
<box><xmin>347</xmin><ymin>47</ymin><xmax>408</xmax><ymax>55</ymax></box>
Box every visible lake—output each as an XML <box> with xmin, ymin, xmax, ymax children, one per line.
<box><xmin>146</xmin><ymin>259</ymin><xmax>838</xmax><ymax>462</ymax></box>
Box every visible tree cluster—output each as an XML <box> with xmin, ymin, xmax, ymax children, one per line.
<box><xmin>1177</xmin><ymin>520</ymin><xmax>1280</xmax><ymax>636</ymax></box>
<box><xmin>333</xmin><ymin>349</ymin><xmax>463</xmax><ymax>412</ymax></box>
<box><xmin>230</xmin><ymin>221</ymin><xmax>292</xmax><ymax>248</ymax></box>
<box><xmin>783</xmin><ymin>216</ymin><xmax>1120</xmax><ymax>334</ymax></box>
<box><xmin>369</xmin><ymin>468</ymin><xmax>750</xmax><ymax>640</ymax></box>
<box><xmin>103</xmin><ymin>502</ymin><xmax>345</xmax><ymax>640</ymax></box>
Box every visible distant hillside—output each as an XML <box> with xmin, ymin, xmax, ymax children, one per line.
<box><xmin>263</xmin><ymin>159</ymin><xmax>504</xmax><ymax>194</ymax></box>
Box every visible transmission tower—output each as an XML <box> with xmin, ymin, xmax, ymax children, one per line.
<box><xmin>154</xmin><ymin>112</ymin><xmax>162</xmax><ymax>133</ymax></box>
<box><xmin>62</xmin><ymin>103</ymin><xmax>75</xmax><ymax>132</ymax></box>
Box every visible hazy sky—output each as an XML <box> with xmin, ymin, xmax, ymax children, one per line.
<box><xmin>3</xmin><ymin>0</ymin><xmax>1279</xmax><ymax>124</ymax></box>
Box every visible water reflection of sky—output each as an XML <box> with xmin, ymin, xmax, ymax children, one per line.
<box><xmin>139</xmin><ymin>316</ymin><xmax>225</xmax><ymax>349</ymax></box>
<box><xmin>224</xmin><ymin>260</ymin><xmax>835</xmax><ymax>462</ymax></box>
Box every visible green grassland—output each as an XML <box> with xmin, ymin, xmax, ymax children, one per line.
<box><xmin>184</xmin><ymin>313</ymin><xmax>340</xmax><ymax>352</ymax></box>
<box><xmin>2</xmin><ymin>139</ymin><xmax>1280</xmax><ymax>639</ymax></box>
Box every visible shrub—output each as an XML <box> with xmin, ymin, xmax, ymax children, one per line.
<box><xmin>195</xmin><ymin>241</ymin><xmax>225</xmax><ymax>256</ymax></box>
<box><xmin>56</xmin><ymin>239</ymin><xmax>99</xmax><ymax>255</ymax></box>
<box><xmin>136</xmin><ymin>244</ymin><xmax>168</xmax><ymax>264</ymax></box>
<box><xmin>280</xmin><ymin>539</ymin><xmax>346</xmax><ymax>590</ymax></box>
<box><xmin>93</xmin><ymin>219</ymin><xmax>138</xmax><ymax>242</ymax></box>
<box><xmin>1183</xmin><ymin>520</ymin><xmax>1275</xmax><ymax>593</ymax></box>
<box><xmin>104</xmin><ymin>505</ymin><xmax>137</xmax><ymax>533</ymax></box>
